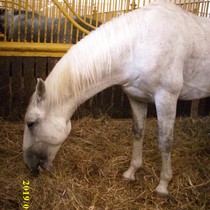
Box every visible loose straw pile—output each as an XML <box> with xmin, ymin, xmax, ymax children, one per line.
<box><xmin>0</xmin><ymin>116</ymin><xmax>209</xmax><ymax>209</ymax></box>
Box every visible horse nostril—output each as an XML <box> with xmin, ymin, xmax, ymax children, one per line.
<box><xmin>40</xmin><ymin>160</ymin><xmax>53</xmax><ymax>171</ymax></box>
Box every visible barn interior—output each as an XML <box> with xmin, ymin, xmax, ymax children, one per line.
<box><xmin>0</xmin><ymin>0</ymin><xmax>209</xmax><ymax>209</ymax></box>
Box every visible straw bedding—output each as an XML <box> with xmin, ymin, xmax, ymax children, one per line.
<box><xmin>0</xmin><ymin>116</ymin><xmax>209</xmax><ymax>210</ymax></box>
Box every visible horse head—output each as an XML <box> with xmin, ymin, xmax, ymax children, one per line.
<box><xmin>23</xmin><ymin>79</ymin><xmax>71</xmax><ymax>175</ymax></box>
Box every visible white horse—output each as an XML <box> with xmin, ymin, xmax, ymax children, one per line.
<box><xmin>23</xmin><ymin>0</ymin><xmax>210</xmax><ymax>196</ymax></box>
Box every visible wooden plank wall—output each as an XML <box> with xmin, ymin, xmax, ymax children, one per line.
<box><xmin>0</xmin><ymin>56</ymin><xmax>209</xmax><ymax>120</ymax></box>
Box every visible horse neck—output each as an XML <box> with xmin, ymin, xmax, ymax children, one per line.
<box><xmin>67</xmin><ymin>51</ymin><xmax>126</xmax><ymax>117</ymax></box>
<box><xmin>72</xmin><ymin>71</ymin><xmax>121</xmax><ymax>107</ymax></box>
<box><xmin>45</xmin><ymin>37</ymin><xmax>128</xmax><ymax>119</ymax></box>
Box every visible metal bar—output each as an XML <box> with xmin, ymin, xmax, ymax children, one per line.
<box><xmin>31</xmin><ymin>0</ymin><xmax>35</xmax><ymax>42</ymax></box>
<box><xmin>17</xmin><ymin>0</ymin><xmax>21</xmax><ymax>42</ymax></box>
<box><xmin>3</xmin><ymin>0</ymin><xmax>8</xmax><ymax>41</ymax></box>
<box><xmin>52</xmin><ymin>0</ymin><xmax>90</xmax><ymax>35</ymax></box>
<box><xmin>206</xmin><ymin>0</ymin><xmax>210</xmax><ymax>17</ymax></box>
<box><xmin>96</xmin><ymin>0</ymin><xmax>100</xmax><ymax>26</ymax></box>
<box><xmin>51</xmin><ymin>2</ymin><xmax>55</xmax><ymax>43</ymax></box>
<box><xmin>63</xmin><ymin>0</ymin><xmax>95</xmax><ymax>30</ymax></box>
<box><xmin>114</xmin><ymin>0</ymin><xmax>117</xmax><ymax>16</ymax></box>
<box><xmin>102</xmin><ymin>0</ymin><xmax>106</xmax><ymax>22</ymax></box>
<box><xmin>44</xmin><ymin>0</ymin><xmax>49</xmax><ymax>43</ymax></box>
<box><xmin>0</xmin><ymin>42</ymin><xmax>72</xmax><ymax>57</ymax></box>
<box><xmin>57</xmin><ymin>7</ymin><xmax>61</xmax><ymax>43</ymax></box>
<box><xmin>38</xmin><ymin>0</ymin><xmax>42</xmax><ymax>43</ymax></box>
<box><xmin>126</xmin><ymin>0</ymin><xmax>130</xmax><ymax>12</ymax></box>
<box><xmin>63</xmin><ymin>11</ymin><xmax>67</xmax><ymax>43</ymax></box>
<box><xmin>24</xmin><ymin>0</ymin><xmax>28</xmax><ymax>42</ymax></box>
<box><xmin>11</xmin><ymin>0</ymin><xmax>14</xmax><ymax>42</ymax></box>
<box><xmin>200</xmin><ymin>0</ymin><xmax>205</xmax><ymax>16</ymax></box>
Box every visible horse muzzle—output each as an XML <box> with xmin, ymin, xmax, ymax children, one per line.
<box><xmin>23</xmin><ymin>143</ymin><xmax>53</xmax><ymax>176</ymax></box>
<box><xmin>23</xmin><ymin>148</ymin><xmax>40</xmax><ymax>176</ymax></box>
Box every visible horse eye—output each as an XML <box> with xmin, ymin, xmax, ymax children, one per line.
<box><xmin>27</xmin><ymin>122</ymin><xmax>34</xmax><ymax>128</ymax></box>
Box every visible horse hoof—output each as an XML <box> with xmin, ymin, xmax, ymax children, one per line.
<box><xmin>122</xmin><ymin>171</ymin><xmax>136</xmax><ymax>181</ymax></box>
<box><xmin>155</xmin><ymin>186</ymin><xmax>169</xmax><ymax>197</ymax></box>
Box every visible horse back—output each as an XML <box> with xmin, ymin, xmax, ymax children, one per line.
<box><xmin>122</xmin><ymin>1</ymin><xmax>210</xmax><ymax>101</ymax></box>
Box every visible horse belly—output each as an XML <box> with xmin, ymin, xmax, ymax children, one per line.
<box><xmin>122</xmin><ymin>84</ymin><xmax>155</xmax><ymax>103</ymax></box>
<box><xmin>180</xmin><ymin>58</ymin><xmax>210</xmax><ymax>100</ymax></box>
<box><xmin>179</xmin><ymin>82</ymin><xmax>210</xmax><ymax>100</ymax></box>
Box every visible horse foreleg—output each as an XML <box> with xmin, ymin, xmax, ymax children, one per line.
<box><xmin>155</xmin><ymin>91</ymin><xmax>179</xmax><ymax>196</ymax></box>
<box><xmin>123</xmin><ymin>97</ymin><xmax>147</xmax><ymax>181</ymax></box>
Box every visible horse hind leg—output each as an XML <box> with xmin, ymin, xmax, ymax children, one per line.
<box><xmin>123</xmin><ymin>97</ymin><xmax>147</xmax><ymax>181</ymax></box>
<box><xmin>155</xmin><ymin>90</ymin><xmax>179</xmax><ymax>196</ymax></box>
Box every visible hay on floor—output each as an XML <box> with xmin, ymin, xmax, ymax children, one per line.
<box><xmin>0</xmin><ymin>116</ymin><xmax>209</xmax><ymax>209</ymax></box>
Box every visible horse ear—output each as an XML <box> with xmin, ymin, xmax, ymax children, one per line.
<box><xmin>36</xmin><ymin>78</ymin><xmax>46</xmax><ymax>101</ymax></box>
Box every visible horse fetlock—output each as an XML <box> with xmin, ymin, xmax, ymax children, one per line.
<box><xmin>131</xmin><ymin>159</ymin><xmax>142</xmax><ymax>169</ymax></box>
<box><xmin>160</xmin><ymin>171</ymin><xmax>172</xmax><ymax>184</ymax></box>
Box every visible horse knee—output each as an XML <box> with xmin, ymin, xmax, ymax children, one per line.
<box><xmin>158</xmin><ymin>136</ymin><xmax>173</xmax><ymax>153</ymax></box>
<box><xmin>132</xmin><ymin>123</ymin><xmax>144</xmax><ymax>139</ymax></box>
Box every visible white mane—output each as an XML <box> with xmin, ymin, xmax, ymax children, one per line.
<box><xmin>45</xmin><ymin>7</ymin><xmax>144</xmax><ymax>104</ymax></box>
